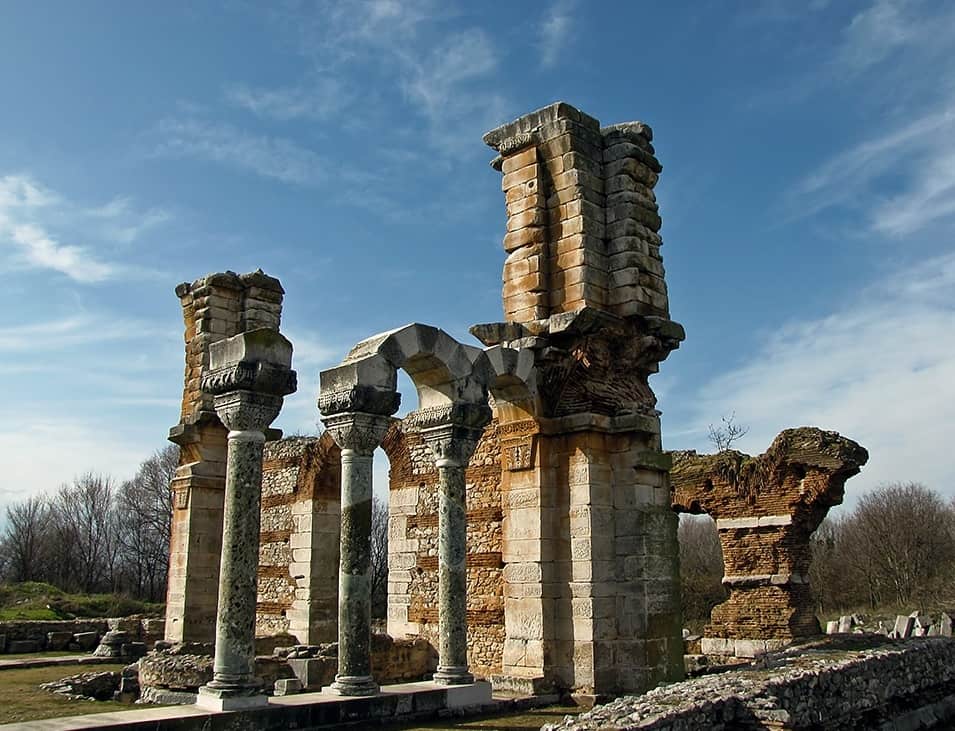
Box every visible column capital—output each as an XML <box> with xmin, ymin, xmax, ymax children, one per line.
<box><xmin>408</xmin><ymin>402</ymin><xmax>492</xmax><ymax>467</ymax></box>
<box><xmin>322</xmin><ymin>411</ymin><xmax>393</xmax><ymax>455</ymax></box>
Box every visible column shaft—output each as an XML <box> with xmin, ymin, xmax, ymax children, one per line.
<box><xmin>209</xmin><ymin>430</ymin><xmax>265</xmax><ymax>690</ymax></box>
<box><xmin>434</xmin><ymin>461</ymin><xmax>472</xmax><ymax>684</ymax></box>
<box><xmin>331</xmin><ymin>449</ymin><xmax>378</xmax><ymax>695</ymax></box>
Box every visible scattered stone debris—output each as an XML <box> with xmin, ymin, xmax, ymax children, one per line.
<box><xmin>40</xmin><ymin>671</ymin><xmax>121</xmax><ymax>701</ymax></box>
<box><xmin>824</xmin><ymin>611</ymin><xmax>954</xmax><ymax>639</ymax></box>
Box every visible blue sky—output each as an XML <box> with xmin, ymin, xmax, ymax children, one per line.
<box><xmin>1</xmin><ymin>0</ymin><xmax>953</xmax><ymax>512</ymax></box>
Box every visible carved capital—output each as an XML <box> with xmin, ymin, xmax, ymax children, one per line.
<box><xmin>322</xmin><ymin>411</ymin><xmax>393</xmax><ymax>455</ymax></box>
<box><xmin>318</xmin><ymin>385</ymin><xmax>401</xmax><ymax>418</ymax></box>
<box><xmin>212</xmin><ymin>390</ymin><xmax>284</xmax><ymax>433</ymax></box>
<box><xmin>202</xmin><ymin>361</ymin><xmax>297</xmax><ymax>398</ymax></box>
<box><xmin>408</xmin><ymin>402</ymin><xmax>492</xmax><ymax>467</ymax></box>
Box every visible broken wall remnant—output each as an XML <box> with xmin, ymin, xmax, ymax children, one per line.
<box><xmin>165</xmin><ymin>270</ymin><xmax>284</xmax><ymax>643</ymax></box>
<box><xmin>473</xmin><ymin>101</ymin><xmax>686</xmax><ymax>700</ymax></box>
<box><xmin>670</xmin><ymin>427</ymin><xmax>869</xmax><ymax>657</ymax></box>
<box><xmin>258</xmin><ymin>434</ymin><xmax>341</xmax><ymax>644</ymax></box>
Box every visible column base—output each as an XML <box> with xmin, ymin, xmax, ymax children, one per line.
<box><xmin>433</xmin><ymin>665</ymin><xmax>474</xmax><ymax>685</ymax></box>
<box><xmin>324</xmin><ymin>674</ymin><xmax>379</xmax><ymax>696</ymax></box>
<box><xmin>196</xmin><ymin>683</ymin><xmax>268</xmax><ymax>711</ymax></box>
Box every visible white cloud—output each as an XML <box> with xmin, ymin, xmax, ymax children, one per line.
<box><xmin>0</xmin><ymin>174</ymin><xmax>169</xmax><ymax>281</ymax></box>
<box><xmin>538</xmin><ymin>0</ymin><xmax>575</xmax><ymax>69</ymax></box>
<box><xmin>685</xmin><ymin>252</ymin><xmax>955</xmax><ymax>499</ymax></box>
<box><xmin>10</xmin><ymin>223</ymin><xmax>114</xmax><ymax>282</ymax></box>
<box><xmin>154</xmin><ymin>117</ymin><xmax>326</xmax><ymax>186</ymax></box>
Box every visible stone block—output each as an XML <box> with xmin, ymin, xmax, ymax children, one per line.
<box><xmin>7</xmin><ymin>639</ymin><xmax>39</xmax><ymax>654</ymax></box>
<box><xmin>273</xmin><ymin>677</ymin><xmax>302</xmax><ymax>695</ymax></box>
<box><xmin>46</xmin><ymin>631</ymin><xmax>73</xmax><ymax>651</ymax></box>
<box><xmin>73</xmin><ymin>632</ymin><xmax>100</xmax><ymax>651</ymax></box>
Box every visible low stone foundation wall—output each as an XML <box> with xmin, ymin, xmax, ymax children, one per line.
<box><xmin>0</xmin><ymin>617</ymin><xmax>164</xmax><ymax>654</ymax></box>
<box><xmin>544</xmin><ymin>637</ymin><xmax>955</xmax><ymax>730</ymax></box>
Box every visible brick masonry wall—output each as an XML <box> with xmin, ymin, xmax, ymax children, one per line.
<box><xmin>258</xmin><ymin>434</ymin><xmax>341</xmax><ymax>643</ymax></box>
<box><xmin>384</xmin><ymin>418</ymin><xmax>504</xmax><ymax>680</ymax></box>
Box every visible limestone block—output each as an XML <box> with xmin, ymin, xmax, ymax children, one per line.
<box><xmin>501</xmin><ymin>146</ymin><xmax>538</xmax><ymax>175</ymax></box>
<box><xmin>503</xmin><ymin>226</ymin><xmax>547</xmax><ymax>252</ymax></box>
<box><xmin>501</xmin><ymin>163</ymin><xmax>540</xmax><ymax>191</ymax></box>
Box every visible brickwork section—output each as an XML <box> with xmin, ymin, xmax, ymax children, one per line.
<box><xmin>384</xmin><ymin>419</ymin><xmax>504</xmax><ymax>680</ymax></box>
<box><xmin>165</xmin><ymin>270</ymin><xmax>284</xmax><ymax>643</ymax></box>
<box><xmin>670</xmin><ymin>428</ymin><xmax>868</xmax><ymax>652</ymax></box>
<box><xmin>258</xmin><ymin>435</ymin><xmax>341</xmax><ymax>643</ymax></box>
<box><xmin>484</xmin><ymin>102</ymin><xmax>667</xmax><ymax>322</ymax></box>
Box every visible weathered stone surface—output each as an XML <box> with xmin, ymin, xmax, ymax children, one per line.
<box><xmin>543</xmin><ymin>637</ymin><xmax>955</xmax><ymax>731</ymax></box>
<box><xmin>671</xmin><ymin>428</ymin><xmax>868</xmax><ymax>651</ymax></box>
<box><xmin>165</xmin><ymin>269</ymin><xmax>285</xmax><ymax>645</ymax></box>
<box><xmin>40</xmin><ymin>671</ymin><xmax>121</xmax><ymax>701</ymax></box>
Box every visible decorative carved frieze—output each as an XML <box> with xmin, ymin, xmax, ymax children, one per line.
<box><xmin>318</xmin><ymin>385</ymin><xmax>401</xmax><ymax>418</ymax></box>
<box><xmin>202</xmin><ymin>361</ymin><xmax>297</xmax><ymax>398</ymax></box>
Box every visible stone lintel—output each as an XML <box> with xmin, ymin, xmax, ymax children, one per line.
<box><xmin>715</xmin><ymin>514</ymin><xmax>793</xmax><ymax>530</ymax></box>
<box><xmin>721</xmin><ymin>573</ymin><xmax>809</xmax><ymax>587</ymax></box>
<box><xmin>537</xmin><ymin>412</ymin><xmax>660</xmax><ymax>436</ymax></box>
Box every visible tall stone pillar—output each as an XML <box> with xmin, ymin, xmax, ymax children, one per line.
<box><xmin>165</xmin><ymin>270</ymin><xmax>284</xmax><ymax>643</ymax></box>
<box><xmin>414</xmin><ymin>403</ymin><xmax>492</xmax><ymax>685</ymax></box>
<box><xmin>321</xmin><ymin>410</ymin><xmax>394</xmax><ymax>696</ymax></box>
<box><xmin>475</xmin><ymin>102</ymin><xmax>686</xmax><ymax>700</ymax></box>
<box><xmin>196</xmin><ymin>329</ymin><xmax>296</xmax><ymax>711</ymax></box>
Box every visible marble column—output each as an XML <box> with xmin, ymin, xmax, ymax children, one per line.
<box><xmin>322</xmin><ymin>411</ymin><xmax>393</xmax><ymax>696</ymax></box>
<box><xmin>196</xmin><ymin>330</ymin><xmax>296</xmax><ymax>711</ymax></box>
<box><xmin>418</xmin><ymin>402</ymin><xmax>491</xmax><ymax>685</ymax></box>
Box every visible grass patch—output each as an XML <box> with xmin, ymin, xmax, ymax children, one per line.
<box><xmin>388</xmin><ymin>705</ymin><xmax>581</xmax><ymax>731</ymax></box>
<box><xmin>0</xmin><ymin>582</ymin><xmax>163</xmax><ymax>621</ymax></box>
<box><xmin>0</xmin><ymin>663</ymin><xmax>129</xmax><ymax>723</ymax></box>
<box><xmin>0</xmin><ymin>651</ymin><xmax>89</xmax><ymax>661</ymax></box>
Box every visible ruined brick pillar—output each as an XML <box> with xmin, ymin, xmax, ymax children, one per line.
<box><xmin>165</xmin><ymin>270</ymin><xmax>284</xmax><ymax>643</ymax></box>
<box><xmin>474</xmin><ymin>102</ymin><xmax>685</xmax><ymax>700</ymax></box>
<box><xmin>670</xmin><ymin>428</ymin><xmax>869</xmax><ymax>657</ymax></box>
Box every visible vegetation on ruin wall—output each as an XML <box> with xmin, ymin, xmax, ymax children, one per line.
<box><xmin>0</xmin><ymin>446</ymin><xmax>176</xmax><ymax>605</ymax></box>
<box><xmin>680</xmin><ymin>482</ymin><xmax>955</xmax><ymax>628</ymax></box>
<box><xmin>0</xmin><ymin>582</ymin><xmax>162</xmax><ymax>621</ymax></box>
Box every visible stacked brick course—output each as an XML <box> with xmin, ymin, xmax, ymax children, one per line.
<box><xmin>258</xmin><ymin>435</ymin><xmax>341</xmax><ymax>643</ymax></box>
<box><xmin>485</xmin><ymin>103</ymin><xmax>667</xmax><ymax>321</ymax></box>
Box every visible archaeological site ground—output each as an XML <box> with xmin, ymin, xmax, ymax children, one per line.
<box><xmin>3</xmin><ymin>101</ymin><xmax>954</xmax><ymax>731</ymax></box>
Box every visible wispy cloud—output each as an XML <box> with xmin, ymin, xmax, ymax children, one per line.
<box><xmin>789</xmin><ymin>106</ymin><xmax>955</xmax><ymax>234</ymax></box>
<box><xmin>0</xmin><ymin>174</ymin><xmax>166</xmax><ymax>282</ymax></box>
<box><xmin>772</xmin><ymin>0</ymin><xmax>955</xmax><ymax>236</ymax></box>
<box><xmin>226</xmin><ymin>76</ymin><xmax>355</xmax><ymax>122</ymax></box>
<box><xmin>538</xmin><ymin>0</ymin><xmax>575</xmax><ymax>69</ymax></box>
<box><xmin>684</xmin><ymin>251</ymin><xmax>955</xmax><ymax>499</ymax></box>
<box><xmin>0</xmin><ymin>313</ymin><xmax>167</xmax><ymax>352</ymax></box>
<box><xmin>153</xmin><ymin>117</ymin><xmax>326</xmax><ymax>186</ymax></box>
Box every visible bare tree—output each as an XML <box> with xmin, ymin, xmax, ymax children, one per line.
<box><xmin>707</xmin><ymin>412</ymin><xmax>750</xmax><ymax>452</ymax></box>
<box><xmin>370</xmin><ymin>495</ymin><xmax>389</xmax><ymax>620</ymax></box>
<box><xmin>678</xmin><ymin>514</ymin><xmax>725</xmax><ymax>625</ymax></box>
<box><xmin>48</xmin><ymin>474</ymin><xmax>117</xmax><ymax>593</ymax></box>
<box><xmin>1</xmin><ymin>495</ymin><xmax>51</xmax><ymax>583</ymax></box>
<box><xmin>114</xmin><ymin>446</ymin><xmax>177</xmax><ymax>601</ymax></box>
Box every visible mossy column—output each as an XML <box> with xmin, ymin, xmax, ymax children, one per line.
<box><xmin>196</xmin><ymin>329</ymin><xmax>296</xmax><ymax>711</ymax></box>
<box><xmin>416</xmin><ymin>403</ymin><xmax>492</xmax><ymax>685</ymax></box>
<box><xmin>322</xmin><ymin>411</ymin><xmax>393</xmax><ymax>696</ymax></box>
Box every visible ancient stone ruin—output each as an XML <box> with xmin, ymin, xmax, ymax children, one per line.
<box><xmin>153</xmin><ymin>101</ymin><xmax>874</xmax><ymax>720</ymax></box>
<box><xmin>671</xmin><ymin>428</ymin><xmax>869</xmax><ymax>657</ymax></box>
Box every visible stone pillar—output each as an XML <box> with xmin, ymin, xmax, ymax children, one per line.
<box><xmin>321</xmin><ymin>411</ymin><xmax>393</xmax><ymax>696</ymax></box>
<box><xmin>164</xmin><ymin>270</ymin><xmax>284</xmax><ymax>643</ymax></box>
<box><xmin>196</xmin><ymin>329</ymin><xmax>296</xmax><ymax>711</ymax></box>
<box><xmin>415</xmin><ymin>403</ymin><xmax>492</xmax><ymax>685</ymax></box>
